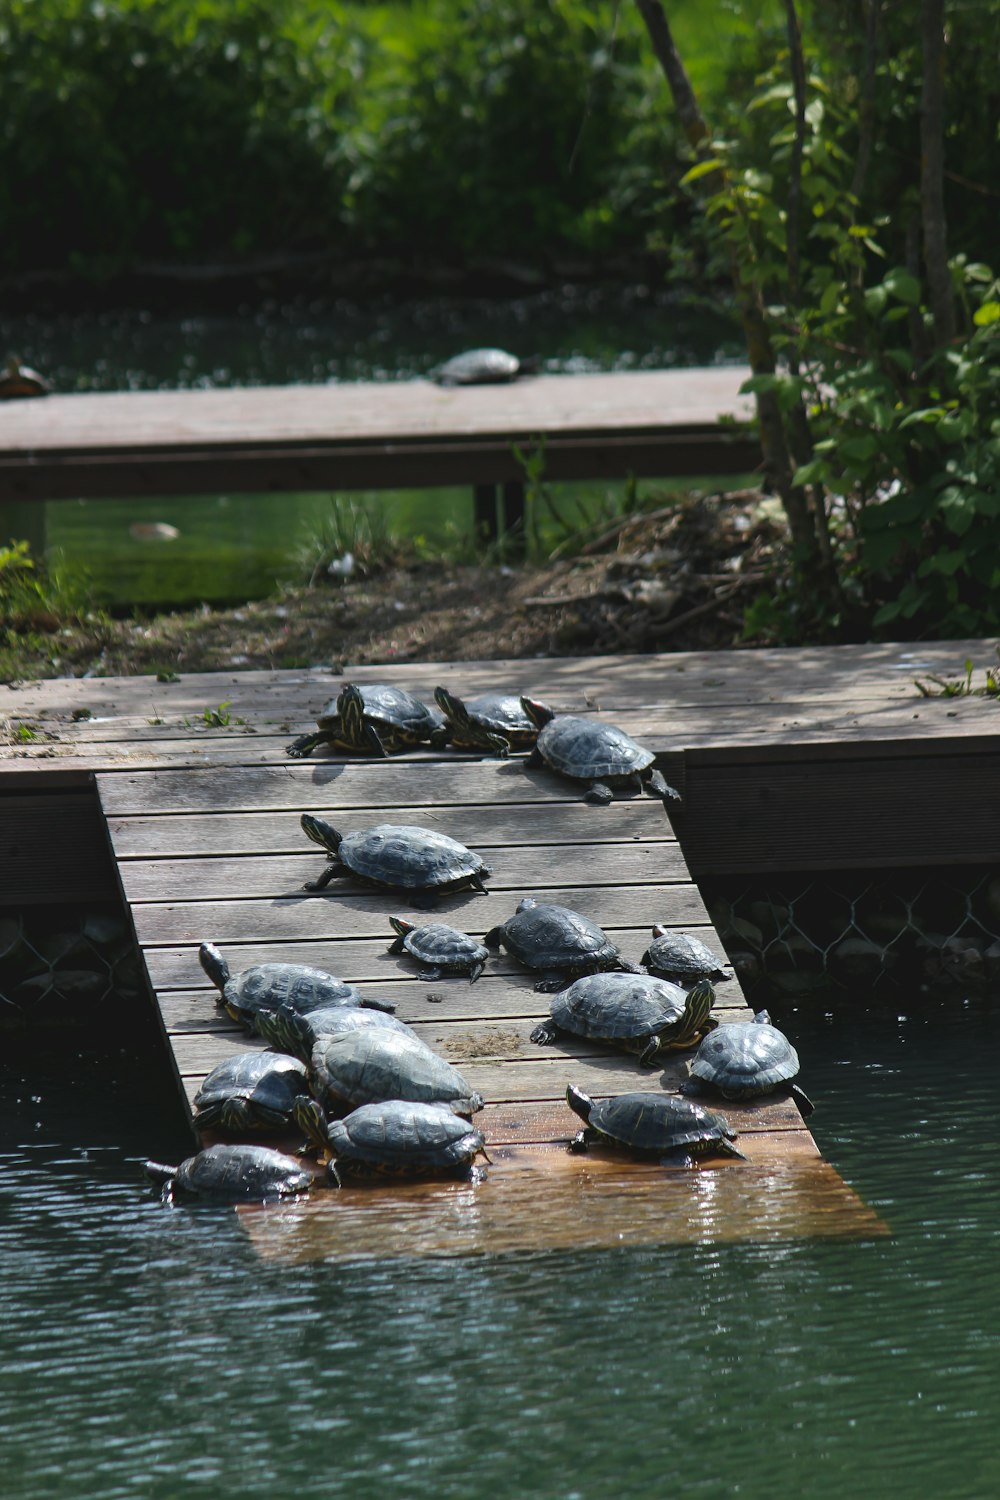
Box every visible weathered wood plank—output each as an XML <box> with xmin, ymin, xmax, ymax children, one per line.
<box><xmin>106</xmin><ymin>800</ymin><xmax>667</xmax><ymax>857</ymax></box>
<box><xmin>118</xmin><ymin>844</ymin><xmax>687</xmax><ymax>908</ymax></box>
<box><xmin>160</xmin><ymin>970</ymin><xmax>745</xmax><ymax>1032</ymax></box>
<box><xmin>134</xmin><ymin>885</ymin><xmax>710</xmax><ymax>951</ymax></box>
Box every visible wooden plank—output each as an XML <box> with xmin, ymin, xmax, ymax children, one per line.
<box><xmin>159</xmin><ymin>966</ymin><xmax>744</xmax><ymax>1030</ymax></box>
<box><xmin>131</xmin><ymin>882</ymin><xmax>710</xmax><ymax>954</ymax></box>
<box><xmin>106</xmin><ymin>799</ymin><xmax>665</xmax><ymax>857</ymax></box>
<box><xmin>0</xmin><ymin>370</ymin><xmax>758</xmax><ymax>502</ymax></box>
<box><xmin>239</xmin><ymin>1139</ymin><xmax>888</xmax><ymax>1263</ymax></box>
<box><xmin>118</xmin><ymin>844</ymin><xmax>686</xmax><ymax>907</ymax></box>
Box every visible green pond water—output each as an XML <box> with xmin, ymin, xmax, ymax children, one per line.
<box><xmin>8</xmin><ymin>287</ymin><xmax>746</xmax><ymax>608</ymax></box>
<box><xmin>3</xmin><ymin>989</ymin><xmax>998</xmax><ymax>1500</ymax></box>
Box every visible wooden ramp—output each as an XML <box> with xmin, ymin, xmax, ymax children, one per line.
<box><xmin>93</xmin><ymin>743</ymin><xmax>886</xmax><ymax>1257</ymax></box>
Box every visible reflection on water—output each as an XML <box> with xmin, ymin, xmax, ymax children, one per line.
<box><xmin>3</xmin><ymin>992</ymin><xmax>999</xmax><ymax>1500</ymax></box>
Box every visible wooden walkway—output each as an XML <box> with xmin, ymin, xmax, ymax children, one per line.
<box><xmin>7</xmin><ymin>637</ymin><xmax>999</xmax><ymax>1256</ymax></box>
<box><xmin>0</xmin><ymin>367</ymin><xmax>757</xmax><ymax>503</ymax></box>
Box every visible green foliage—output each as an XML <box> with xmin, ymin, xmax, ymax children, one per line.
<box><xmin>0</xmin><ymin>0</ymin><xmax>359</xmax><ymax>273</ymax></box>
<box><xmin>296</xmin><ymin>497</ymin><xmax>401</xmax><ymax>586</ymax></box>
<box><xmin>686</xmin><ymin>20</ymin><xmax>1000</xmax><ymax>643</ymax></box>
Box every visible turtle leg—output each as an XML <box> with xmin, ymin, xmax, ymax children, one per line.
<box><xmin>657</xmin><ymin>1148</ymin><xmax>697</xmax><ymax>1169</ymax></box>
<box><xmin>525</xmin><ymin>747</ymin><xmax>544</xmax><ymax>769</ymax></box>
<box><xmin>646</xmin><ymin>768</ymin><xmax>681</xmax><ymax>803</ymax></box>
<box><xmin>416</xmin><ymin>965</ymin><xmax>444</xmax><ymax>981</ymax></box>
<box><xmin>533</xmin><ymin>973</ymin><xmax>569</xmax><ymax>993</ymax></box>
<box><xmin>529</xmin><ymin>1019</ymin><xmax>561</xmax><ymax>1044</ymax></box>
<box><xmin>388</xmin><ymin>935</ymin><xmax>407</xmax><ymax>954</ymax></box>
<box><xmin>568</xmin><ymin>1130</ymin><xmax>590</xmax><ymax>1153</ymax></box>
<box><xmin>218</xmin><ymin>1097</ymin><xmax>255</xmax><ymax>1134</ymax></box>
<box><xmin>285</xmin><ymin>731</ymin><xmax>324</xmax><ymax>758</ymax></box>
<box><xmin>467</xmin><ymin>959</ymin><xmax>486</xmax><ymax>983</ymax></box>
<box><xmin>303</xmin><ymin>859</ymin><xmax>340</xmax><ymax>892</ymax></box>
<box><xmin>584</xmin><ymin>780</ymin><xmax>615</xmax><ymax>805</ymax></box>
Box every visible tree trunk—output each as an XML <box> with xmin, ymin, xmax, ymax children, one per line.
<box><xmin>920</xmin><ymin>0</ymin><xmax>956</xmax><ymax>348</ymax></box>
<box><xmin>635</xmin><ymin>0</ymin><xmax>840</xmax><ymax>595</ymax></box>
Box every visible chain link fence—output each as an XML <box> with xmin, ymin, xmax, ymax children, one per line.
<box><xmin>704</xmin><ymin>866</ymin><xmax>1000</xmax><ymax>1003</ymax></box>
<box><xmin>0</xmin><ymin>904</ymin><xmax>144</xmax><ymax>1027</ymax></box>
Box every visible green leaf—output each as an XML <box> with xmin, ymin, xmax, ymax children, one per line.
<box><xmin>841</xmin><ymin>434</ymin><xmax>879</xmax><ymax>461</ymax></box>
<box><xmin>680</xmin><ymin>158</ymin><xmax>725</xmax><ymax>187</ymax></box>
<box><xmin>882</xmin><ymin>268</ymin><xmax>922</xmax><ymax>306</ymax></box>
<box><xmin>973</xmin><ymin>301</ymin><xmax>1000</xmax><ymax>327</ymax></box>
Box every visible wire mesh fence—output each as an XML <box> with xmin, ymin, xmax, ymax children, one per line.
<box><xmin>0</xmin><ymin>903</ymin><xmax>144</xmax><ymax>1026</ymax></box>
<box><xmin>703</xmin><ymin>865</ymin><xmax>1000</xmax><ymax>1004</ymax></box>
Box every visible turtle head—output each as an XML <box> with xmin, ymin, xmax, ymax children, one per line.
<box><xmin>752</xmin><ymin>1009</ymin><xmax>772</xmax><ymax>1026</ymax></box>
<box><xmin>293</xmin><ymin>1095</ymin><xmax>333</xmax><ymax>1153</ymax></box>
<box><xmin>651</xmin><ymin>923</ymin><xmax>669</xmax><ymax>939</ymax></box>
<box><xmin>566</xmin><ymin>1084</ymin><xmax>594</xmax><ymax>1124</ymax></box>
<box><xmin>198</xmin><ymin>941</ymin><xmax>230</xmax><ymax>993</ymax></box>
<box><xmin>300</xmin><ymin>813</ymin><xmax>342</xmax><ymax>854</ymax></box>
<box><xmin>433</xmin><ymin>686</ymin><xmax>468</xmax><ymax>724</ymax></box>
<box><xmin>253</xmin><ymin>1003</ymin><xmax>312</xmax><ymax>1061</ymax></box>
<box><xmin>389</xmin><ymin>916</ymin><xmax>416</xmax><ymax>938</ymax></box>
<box><xmin>684</xmin><ymin>980</ymin><xmax>717</xmax><ymax>1039</ymax></box>
<box><xmin>336</xmin><ymin>683</ymin><xmax>387</xmax><ymax>756</ymax></box>
<box><xmin>520</xmin><ymin>696</ymin><xmax>554</xmax><ymax>730</ymax></box>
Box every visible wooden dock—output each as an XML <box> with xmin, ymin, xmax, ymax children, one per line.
<box><xmin>6</xmin><ymin>637</ymin><xmax>999</xmax><ymax>1256</ymax></box>
<box><xmin>0</xmin><ymin>368</ymin><xmax>757</xmax><ymax>503</ymax></box>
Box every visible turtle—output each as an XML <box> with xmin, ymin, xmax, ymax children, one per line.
<box><xmin>144</xmin><ymin>1144</ymin><xmax>313</xmax><ymax>1203</ymax></box>
<box><xmin>530</xmin><ymin>973</ymin><xmax>717</xmax><ymax>1062</ymax></box>
<box><xmin>0</xmin><ymin>355</ymin><xmax>50</xmax><ymax>399</ymax></box>
<box><xmin>294</xmin><ymin>1027</ymin><xmax>484</xmax><ymax>1150</ymax></box>
<box><xmin>198</xmin><ymin>941</ymin><xmax>394</xmax><ymax>1031</ymax></box>
<box><xmin>192</xmin><ymin>1050</ymin><xmax>311</xmax><ymax>1135</ymax></box>
<box><xmin>322</xmin><ymin>1100</ymin><xmax>489</xmax><ymax>1186</ymax></box>
<box><xmin>432</xmin><ymin>687</ymin><xmax>538</xmax><ymax>758</ymax></box>
<box><xmin>565</xmin><ymin>1085</ymin><xmax>747</xmax><ymax>1166</ymax></box>
<box><xmin>680</xmin><ymin>1009</ymin><xmax>814</xmax><ymax>1116</ymax></box>
<box><xmin>432</xmin><ymin>348</ymin><xmax>536</xmax><ymax>386</ymax></box>
<box><xmin>388</xmin><ymin>916</ymin><xmax>489</xmax><ymax>982</ymax></box>
<box><xmin>300</xmin><ymin>816</ymin><xmax>491</xmax><ymax>901</ymax></box>
<box><xmin>520</xmin><ymin>698</ymin><xmax>679</xmax><ymax>806</ymax></box>
<box><xmin>253</xmin><ymin>999</ymin><xmax>419</xmax><ymax>1064</ymax></box>
<box><xmin>287</xmin><ymin>682</ymin><xmax>449</xmax><ymax>758</ymax></box>
<box><xmin>483</xmin><ymin>896</ymin><xmax>640</xmax><ymax>992</ymax></box>
<box><xmin>641</xmin><ymin>926</ymin><xmax>732</xmax><ymax>986</ymax></box>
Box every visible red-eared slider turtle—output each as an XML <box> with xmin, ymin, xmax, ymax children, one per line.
<box><xmin>144</xmin><ymin>1144</ymin><xmax>313</xmax><ymax>1203</ymax></box>
<box><xmin>565</xmin><ymin>1085</ymin><xmax>746</xmax><ymax>1165</ymax></box>
<box><xmin>681</xmin><ymin>1009</ymin><xmax>814</xmax><ymax>1116</ymax></box>
<box><xmin>192</xmin><ymin>1051</ymin><xmax>310</xmax><ymax>1135</ymax></box>
<box><xmin>432</xmin><ymin>348</ymin><xmax>535</xmax><ymax>386</ymax></box>
<box><xmin>300</xmin><ymin>816</ymin><xmax>491</xmax><ymax>901</ymax></box>
<box><xmin>323</xmin><ymin>1100</ymin><xmax>489</xmax><ymax>1186</ymax></box>
<box><xmin>198</xmin><ymin>941</ymin><xmax>393</xmax><ymax>1031</ymax></box>
<box><xmin>295</xmin><ymin>1027</ymin><xmax>484</xmax><ymax>1150</ymax></box>
<box><xmin>0</xmin><ymin>355</ymin><xmax>50</xmax><ymax>399</ymax></box>
<box><xmin>483</xmin><ymin>897</ymin><xmax>640</xmax><ymax>992</ymax></box>
<box><xmin>388</xmin><ymin>917</ymin><xmax>489</xmax><ymax>982</ymax></box>
<box><xmin>287</xmin><ymin>682</ymin><xmax>449</xmax><ymax>758</ymax></box>
<box><xmin>432</xmin><ymin>687</ymin><xmax>538</xmax><ymax>758</ymax></box>
<box><xmin>531</xmin><ymin>973</ymin><xmax>717</xmax><ymax>1062</ymax></box>
<box><xmin>641</xmin><ymin>926</ymin><xmax>732</xmax><ymax>986</ymax></box>
<box><xmin>253</xmin><ymin>1000</ymin><xmax>418</xmax><ymax>1064</ymax></box>
<box><xmin>520</xmin><ymin>699</ymin><xmax>679</xmax><ymax>806</ymax></box>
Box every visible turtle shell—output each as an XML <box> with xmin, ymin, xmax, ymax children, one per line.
<box><xmin>434</xmin><ymin>688</ymin><xmax>537</xmax><ymax>752</ymax></box>
<box><xmin>339</xmin><ymin>824</ymin><xmax>491</xmax><ymax>893</ymax></box>
<box><xmin>391</xmin><ymin>918</ymin><xmax>489</xmax><ymax>978</ymax></box>
<box><xmin>642</xmin><ymin>927</ymin><xmax>731</xmax><ymax>984</ymax></box>
<box><xmin>253</xmin><ymin>1001</ymin><xmax>417</xmax><ymax>1063</ymax></box>
<box><xmin>486</xmin><ymin>898</ymin><xmax>625</xmax><ymax>976</ymax></box>
<box><xmin>545</xmin><ymin>971</ymin><xmax>695</xmax><ymax>1044</ymax></box>
<box><xmin>148</xmin><ymin>1144</ymin><xmax>312</xmax><ymax>1203</ymax></box>
<box><xmin>192</xmin><ymin>1051</ymin><xmax>309</xmax><ymax>1133</ymax></box>
<box><xmin>309</xmin><ymin>1027</ymin><xmax>484</xmax><ymax>1115</ymax></box>
<box><xmin>534</xmin><ymin>715</ymin><xmax>654</xmax><ymax>781</ymax></box>
<box><xmin>327</xmin><ymin>1100</ymin><xmax>485</xmax><ymax>1180</ymax></box>
<box><xmin>687</xmin><ymin>1013</ymin><xmax>800</xmax><ymax>1099</ymax></box>
<box><xmin>222</xmin><ymin>963</ymin><xmax>363</xmax><ymax>1030</ymax></box>
<box><xmin>433</xmin><ymin>348</ymin><xmax>522</xmax><ymax>386</ymax></box>
<box><xmin>331</xmin><ymin>684</ymin><xmax>447</xmax><ymax>744</ymax></box>
<box><xmin>585</xmin><ymin>1092</ymin><xmax>738</xmax><ymax>1156</ymax></box>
